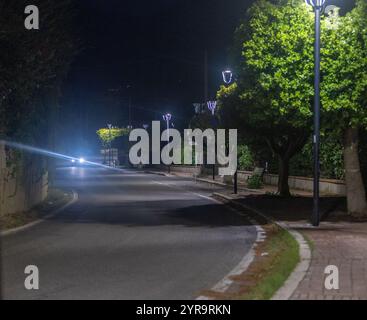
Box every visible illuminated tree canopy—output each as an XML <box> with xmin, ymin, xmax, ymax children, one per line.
<box><xmin>96</xmin><ymin>127</ymin><xmax>130</xmax><ymax>148</ymax></box>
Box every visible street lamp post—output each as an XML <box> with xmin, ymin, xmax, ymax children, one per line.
<box><xmin>306</xmin><ymin>0</ymin><xmax>326</xmax><ymax>227</ymax></box>
<box><xmin>207</xmin><ymin>101</ymin><xmax>217</xmax><ymax>181</ymax></box>
<box><xmin>163</xmin><ymin>113</ymin><xmax>172</xmax><ymax>173</ymax></box>
<box><xmin>222</xmin><ymin>68</ymin><xmax>237</xmax><ymax>194</ymax></box>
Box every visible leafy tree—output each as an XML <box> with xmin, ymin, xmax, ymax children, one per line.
<box><xmin>0</xmin><ymin>0</ymin><xmax>79</xmax><ymax>185</ymax></box>
<box><xmin>96</xmin><ymin>128</ymin><xmax>130</xmax><ymax>148</ymax></box>
<box><xmin>0</xmin><ymin>0</ymin><xmax>78</xmax><ymax>143</ymax></box>
<box><xmin>96</xmin><ymin>127</ymin><xmax>130</xmax><ymax>164</ymax></box>
<box><xmin>321</xmin><ymin>0</ymin><xmax>367</xmax><ymax>218</ymax></box>
<box><xmin>219</xmin><ymin>0</ymin><xmax>367</xmax><ymax>216</ymax></box>
<box><xmin>217</xmin><ymin>0</ymin><xmax>315</xmax><ymax>196</ymax></box>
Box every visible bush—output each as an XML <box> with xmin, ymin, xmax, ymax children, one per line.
<box><xmin>289</xmin><ymin>137</ymin><xmax>344</xmax><ymax>180</ymax></box>
<box><xmin>247</xmin><ymin>174</ymin><xmax>263</xmax><ymax>189</ymax></box>
<box><xmin>238</xmin><ymin>145</ymin><xmax>254</xmax><ymax>171</ymax></box>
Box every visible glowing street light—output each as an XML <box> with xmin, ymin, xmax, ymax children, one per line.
<box><xmin>221</xmin><ymin>70</ymin><xmax>238</xmax><ymax>194</ymax></box>
<box><xmin>305</xmin><ymin>0</ymin><xmax>326</xmax><ymax>227</ymax></box>
<box><xmin>207</xmin><ymin>101</ymin><xmax>217</xmax><ymax>116</ymax></box>
<box><xmin>163</xmin><ymin>113</ymin><xmax>172</xmax><ymax>173</ymax></box>
<box><xmin>222</xmin><ymin>69</ymin><xmax>233</xmax><ymax>84</ymax></box>
<box><xmin>207</xmin><ymin>101</ymin><xmax>217</xmax><ymax>181</ymax></box>
<box><xmin>163</xmin><ymin>113</ymin><xmax>172</xmax><ymax>135</ymax></box>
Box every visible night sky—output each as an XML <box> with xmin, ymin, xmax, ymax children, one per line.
<box><xmin>61</xmin><ymin>0</ymin><xmax>252</xmax><ymax>151</ymax></box>
<box><xmin>60</xmin><ymin>0</ymin><xmax>354</xmax><ymax>152</ymax></box>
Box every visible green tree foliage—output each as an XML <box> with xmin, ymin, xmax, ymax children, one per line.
<box><xmin>0</xmin><ymin>0</ymin><xmax>78</xmax><ymax>143</ymax></box>
<box><xmin>290</xmin><ymin>137</ymin><xmax>344</xmax><ymax>180</ymax></box>
<box><xmin>96</xmin><ymin>127</ymin><xmax>130</xmax><ymax>148</ymax></box>
<box><xmin>219</xmin><ymin>0</ymin><xmax>367</xmax><ymax>215</ymax></box>
<box><xmin>320</xmin><ymin>1</ymin><xmax>367</xmax><ymax>217</ymax></box>
<box><xmin>321</xmin><ymin>2</ymin><xmax>367</xmax><ymax>130</ymax></box>
<box><xmin>218</xmin><ymin>0</ymin><xmax>315</xmax><ymax>196</ymax></box>
<box><xmin>238</xmin><ymin>145</ymin><xmax>254</xmax><ymax>171</ymax></box>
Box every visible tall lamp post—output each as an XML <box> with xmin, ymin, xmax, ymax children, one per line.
<box><xmin>222</xmin><ymin>69</ymin><xmax>237</xmax><ymax>194</ymax></box>
<box><xmin>306</xmin><ymin>0</ymin><xmax>326</xmax><ymax>227</ymax></box>
<box><xmin>107</xmin><ymin>124</ymin><xmax>112</xmax><ymax>166</ymax></box>
<box><xmin>163</xmin><ymin>113</ymin><xmax>172</xmax><ymax>173</ymax></box>
<box><xmin>207</xmin><ymin>101</ymin><xmax>217</xmax><ymax>180</ymax></box>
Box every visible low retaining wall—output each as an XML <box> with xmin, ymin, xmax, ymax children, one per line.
<box><xmin>234</xmin><ymin>170</ymin><xmax>345</xmax><ymax>195</ymax></box>
<box><xmin>168</xmin><ymin>165</ymin><xmax>346</xmax><ymax>196</ymax></box>
<box><xmin>0</xmin><ymin>143</ymin><xmax>48</xmax><ymax>217</ymax></box>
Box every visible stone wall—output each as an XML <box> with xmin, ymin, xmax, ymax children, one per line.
<box><xmin>0</xmin><ymin>143</ymin><xmax>48</xmax><ymax>217</ymax></box>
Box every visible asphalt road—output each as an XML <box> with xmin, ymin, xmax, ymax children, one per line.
<box><xmin>1</xmin><ymin>167</ymin><xmax>257</xmax><ymax>300</ymax></box>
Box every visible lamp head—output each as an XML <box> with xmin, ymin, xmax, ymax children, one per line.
<box><xmin>305</xmin><ymin>0</ymin><xmax>326</xmax><ymax>8</ymax></box>
<box><xmin>163</xmin><ymin>113</ymin><xmax>172</xmax><ymax>121</ymax></box>
<box><xmin>207</xmin><ymin>101</ymin><xmax>217</xmax><ymax>115</ymax></box>
<box><xmin>222</xmin><ymin>69</ymin><xmax>233</xmax><ymax>84</ymax></box>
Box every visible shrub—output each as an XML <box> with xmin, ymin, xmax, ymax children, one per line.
<box><xmin>247</xmin><ymin>174</ymin><xmax>263</xmax><ymax>189</ymax></box>
<box><xmin>238</xmin><ymin>145</ymin><xmax>254</xmax><ymax>171</ymax></box>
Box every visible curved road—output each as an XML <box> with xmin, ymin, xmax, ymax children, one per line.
<box><xmin>1</xmin><ymin>167</ymin><xmax>256</xmax><ymax>300</ymax></box>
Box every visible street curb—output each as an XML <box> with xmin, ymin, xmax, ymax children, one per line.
<box><xmin>212</xmin><ymin>192</ymin><xmax>311</xmax><ymax>301</ymax></box>
<box><xmin>143</xmin><ymin>170</ymin><xmax>263</xmax><ymax>193</ymax></box>
<box><xmin>271</xmin><ymin>224</ymin><xmax>311</xmax><ymax>300</ymax></box>
<box><xmin>143</xmin><ymin>170</ymin><xmax>171</xmax><ymax>177</ymax></box>
<box><xmin>195</xmin><ymin>198</ymin><xmax>266</xmax><ymax>300</ymax></box>
<box><xmin>196</xmin><ymin>177</ymin><xmax>264</xmax><ymax>194</ymax></box>
<box><xmin>0</xmin><ymin>189</ymin><xmax>78</xmax><ymax>237</ymax></box>
<box><xmin>151</xmin><ymin>178</ymin><xmax>265</xmax><ymax>300</ymax></box>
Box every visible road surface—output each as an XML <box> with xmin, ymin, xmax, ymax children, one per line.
<box><xmin>1</xmin><ymin>167</ymin><xmax>256</xmax><ymax>300</ymax></box>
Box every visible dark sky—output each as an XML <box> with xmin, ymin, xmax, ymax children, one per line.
<box><xmin>62</xmin><ymin>0</ymin><xmax>252</xmax><ymax>150</ymax></box>
<box><xmin>60</xmin><ymin>0</ymin><xmax>354</xmax><ymax>152</ymax></box>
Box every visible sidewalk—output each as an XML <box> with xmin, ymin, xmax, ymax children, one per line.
<box><xmin>215</xmin><ymin>188</ymin><xmax>367</xmax><ymax>300</ymax></box>
<box><xmin>145</xmin><ymin>168</ymin><xmax>367</xmax><ymax>300</ymax></box>
<box><xmin>290</xmin><ymin>222</ymin><xmax>367</xmax><ymax>300</ymax></box>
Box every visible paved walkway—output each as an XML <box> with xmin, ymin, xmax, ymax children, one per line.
<box><xmin>147</xmin><ymin>169</ymin><xmax>367</xmax><ymax>300</ymax></box>
<box><xmin>290</xmin><ymin>222</ymin><xmax>367</xmax><ymax>300</ymax></box>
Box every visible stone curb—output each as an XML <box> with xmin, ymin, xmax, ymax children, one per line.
<box><xmin>0</xmin><ymin>189</ymin><xmax>78</xmax><ymax>237</ymax></box>
<box><xmin>212</xmin><ymin>192</ymin><xmax>312</xmax><ymax>301</ymax></box>
<box><xmin>143</xmin><ymin>170</ymin><xmax>311</xmax><ymax>300</ymax></box>
<box><xmin>143</xmin><ymin>170</ymin><xmax>264</xmax><ymax>193</ymax></box>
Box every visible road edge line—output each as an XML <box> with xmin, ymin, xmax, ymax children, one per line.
<box><xmin>149</xmin><ymin>179</ymin><xmax>263</xmax><ymax>301</ymax></box>
<box><xmin>0</xmin><ymin>189</ymin><xmax>78</xmax><ymax>237</ymax></box>
<box><xmin>212</xmin><ymin>192</ymin><xmax>311</xmax><ymax>300</ymax></box>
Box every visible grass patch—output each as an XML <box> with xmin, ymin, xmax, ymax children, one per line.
<box><xmin>0</xmin><ymin>188</ymin><xmax>73</xmax><ymax>231</ymax></box>
<box><xmin>240</xmin><ymin>225</ymin><xmax>299</xmax><ymax>300</ymax></box>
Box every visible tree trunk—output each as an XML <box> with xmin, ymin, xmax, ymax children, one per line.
<box><xmin>343</xmin><ymin>127</ymin><xmax>367</xmax><ymax>218</ymax></box>
<box><xmin>278</xmin><ymin>156</ymin><xmax>291</xmax><ymax>197</ymax></box>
